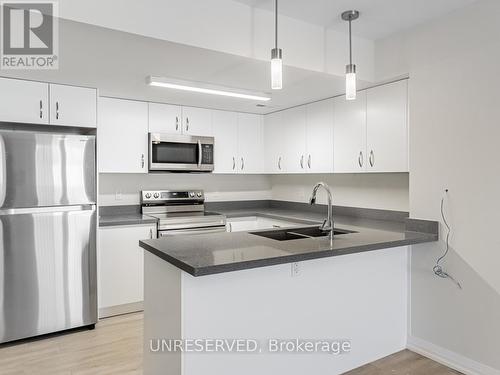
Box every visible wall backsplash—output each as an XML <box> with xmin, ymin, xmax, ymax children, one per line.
<box><xmin>271</xmin><ymin>173</ymin><xmax>409</xmax><ymax>212</ymax></box>
<box><xmin>99</xmin><ymin>172</ymin><xmax>409</xmax><ymax>212</ymax></box>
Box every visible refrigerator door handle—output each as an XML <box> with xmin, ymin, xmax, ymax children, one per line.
<box><xmin>0</xmin><ymin>204</ymin><xmax>96</xmax><ymax>216</ymax></box>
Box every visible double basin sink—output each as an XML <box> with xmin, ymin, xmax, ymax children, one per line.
<box><xmin>251</xmin><ymin>226</ymin><xmax>355</xmax><ymax>241</ymax></box>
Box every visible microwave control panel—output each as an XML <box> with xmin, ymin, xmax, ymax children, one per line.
<box><xmin>201</xmin><ymin>144</ymin><xmax>214</xmax><ymax>164</ymax></box>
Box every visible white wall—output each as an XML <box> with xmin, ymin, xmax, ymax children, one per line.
<box><xmin>271</xmin><ymin>173</ymin><xmax>409</xmax><ymax>211</ymax></box>
<box><xmin>99</xmin><ymin>174</ymin><xmax>272</xmax><ymax>206</ymax></box>
<box><xmin>375</xmin><ymin>0</ymin><xmax>500</xmax><ymax>371</ymax></box>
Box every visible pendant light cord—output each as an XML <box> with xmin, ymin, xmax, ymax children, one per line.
<box><xmin>348</xmin><ymin>19</ymin><xmax>352</xmax><ymax>66</ymax></box>
<box><xmin>274</xmin><ymin>0</ymin><xmax>278</xmax><ymax>49</ymax></box>
<box><xmin>433</xmin><ymin>190</ymin><xmax>462</xmax><ymax>289</ymax></box>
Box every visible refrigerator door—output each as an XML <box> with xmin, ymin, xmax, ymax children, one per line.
<box><xmin>0</xmin><ymin>130</ymin><xmax>95</xmax><ymax>209</ymax></box>
<box><xmin>0</xmin><ymin>205</ymin><xmax>96</xmax><ymax>343</ymax></box>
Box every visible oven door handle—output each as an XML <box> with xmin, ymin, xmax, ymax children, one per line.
<box><xmin>159</xmin><ymin>226</ymin><xmax>226</xmax><ymax>237</ymax></box>
<box><xmin>197</xmin><ymin>140</ymin><xmax>202</xmax><ymax>168</ymax></box>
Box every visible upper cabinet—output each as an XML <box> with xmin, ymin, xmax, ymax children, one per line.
<box><xmin>366</xmin><ymin>80</ymin><xmax>408</xmax><ymax>173</ymax></box>
<box><xmin>212</xmin><ymin>111</ymin><xmax>263</xmax><ymax>174</ymax></box>
<box><xmin>0</xmin><ymin>77</ymin><xmax>96</xmax><ymax>128</ymax></box>
<box><xmin>0</xmin><ymin>77</ymin><xmax>49</xmax><ymax>125</ymax></box>
<box><xmin>182</xmin><ymin>106</ymin><xmax>212</xmax><ymax>136</ymax></box>
<box><xmin>49</xmin><ymin>84</ymin><xmax>97</xmax><ymax>128</ymax></box>
<box><xmin>281</xmin><ymin>106</ymin><xmax>307</xmax><ymax>173</ymax></box>
<box><xmin>333</xmin><ymin>91</ymin><xmax>367</xmax><ymax>173</ymax></box>
<box><xmin>306</xmin><ymin>99</ymin><xmax>334</xmax><ymax>173</ymax></box>
<box><xmin>98</xmin><ymin>97</ymin><xmax>148</xmax><ymax>173</ymax></box>
<box><xmin>148</xmin><ymin>102</ymin><xmax>182</xmax><ymax>134</ymax></box>
<box><xmin>333</xmin><ymin>80</ymin><xmax>408</xmax><ymax>173</ymax></box>
<box><xmin>264</xmin><ymin>111</ymin><xmax>284</xmax><ymax>173</ymax></box>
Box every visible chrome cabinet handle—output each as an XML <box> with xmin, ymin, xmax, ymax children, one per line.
<box><xmin>228</xmin><ymin>223</ymin><xmax>233</xmax><ymax>232</ymax></box>
<box><xmin>358</xmin><ymin>151</ymin><xmax>363</xmax><ymax>168</ymax></box>
<box><xmin>232</xmin><ymin>157</ymin><xmax>236</xmax><ymax>170</ymax></box>
<box><xmin>56</xmin><ymin>101</ymin><xmax>59</xmax><ymax>120</ymax></box>
<box><xmin>39</xmin><ymin>100</ymin><xmax>43</xmax><ymax>119</ymax></box>
<box><xmin>149</xmin><ymin>228</ymin><xmax>153</xmax><ymax>239</ymax></box>
<box><xmin>141</xmin><ymin>154</ymin><xmax>145</xmax><ymax>168</ymax></box>
<box><xmin>308</xmin><ymin>154</ymin><xmax>311</xmax><ymax>169</ymax></box>
<box><xmin>278</xmin><ymin>156</ymin><xmax>282</xmax><ymax>170</ymax></box>
<box><xmin>175</xmin><ymin>116</ymin><xmax>179</xmax><ymax>131</ymax></box>
<box><xmin>186</xmin><ymin>117</ymin><xmax>189</xmax><ymax>131</ymax></box>
<box><xmin>369</xmin><ymin>150</ymin><xmax>375</xmax><ymax>167</ymax></box>
<box><xmin>241</xmin><ymin>157</ymin><xmax>244</xmax><ymax>171</ymax></box>
<box><xmin>300</xmin><ymin>155</ymin><xmax>304</xmax><ymax>169</ymax></box>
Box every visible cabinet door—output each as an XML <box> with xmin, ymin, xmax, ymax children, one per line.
<box><xmin>263</xmin><ymin>111</ymin><xmax>283</xmax><ymax>173</ymax></box>
<box><xmin>148</xmin><ymin>102</ymin><xmax>182</xmax><ymax>134</ymax></box>
<box><xmin>366</xmin><ymin>80</ymin><xmax>408</xmax><ymax>172</ymax></box>
<box><xmin>212</xmin><ymin>110</ymin><xmax>238</xmax><ymax>174</ymax></box>
<box><xmin>98</xmin><ymin>224</ymin><xmax>156</xmax><ymax>317</ymax></box>
<box><xmin>306</xmin><ymin>99</ymin><xmax>334</xmax><ymax>173</ymax></box>
<box><xmin>98</xmin><ymin>97</ymin><xmax>148</xmax><ymax>173</ymax></box>
<box><xmin>237</xmin><ymin>113</ymin><xmax>264</xmax><ymax>174</ymax></box>
<box><xmin>226</xmin><ymin>218</ymin><xmax>258</xmax><ymax>232</ymax></box>
<box><xmin>0</xmin><ymin>77</ymin><xmax>49</xmax><ymax>124</ymax></box>
<box><xmin>49</xmin><ymin>84</ymin><xmax>97</xmax><ymax>127</ymax></box>
<box><xmin>282</xmin><ymin>106</ymin><xmax>307</xmax><ymax>173</ymax></box>
<box><xmin>182</xmin><ymin>106</ymin><xmax>212</xmax><ymax>136</ymax></box>
<box><xmin>333</xmin><ymin>91</ymin><xmax>367</xmax><ymax>173</ymax></box>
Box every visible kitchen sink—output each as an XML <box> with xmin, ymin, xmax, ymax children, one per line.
<box><xmin>250</xmin><ymin>226</ymin><xmax>355</xmax><ymax>241</ymax></box>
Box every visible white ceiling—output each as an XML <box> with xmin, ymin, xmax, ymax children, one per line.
<box><xmin>233</xmin><ymin>0</ymin><xmax>478</xmax><ymax>39</ymax></box>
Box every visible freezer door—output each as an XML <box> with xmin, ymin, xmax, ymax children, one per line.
<box><xmin>0</xmin><ymin>130</ymin><xmax>95</xmax><ymax>208</ymax></box>
<box><xmin>0</xmin><ymin>205</ymin><xmax>97</xmax><ymax>343</ymax></box>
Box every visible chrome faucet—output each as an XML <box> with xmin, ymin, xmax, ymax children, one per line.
<box><xmin>309</xmin><ymin>182</ymin><xmax>334</xmax><ymax>245</ymax></box>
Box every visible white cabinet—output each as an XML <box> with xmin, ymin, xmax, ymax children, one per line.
<box><xmin>0</xmin><ymin>77</ymin><xmax>49</xmax><ymax>124</ymax></box>
<box><xmin>98</xmin><ymin>224</ymin><xmax>156</xmax><ymax>318</ymax></box>
<box><xmin>213</xmin><ymin>110</ymin><xmax>238</xmax><ymax>173</ymax></box>
<box><xmin>366</xmin><ymin>80</ymin><xmax>408</xmax><ymax>172</ymax></box>
<box><xmin>226</xmin><ymin>217</ymin><xmax>303</xmax><ymax>232</ymax></box>
<box><xmin>49</xmin><ymin>84</ymin><xmax>97</xmax><ymax>128</ymax></box>
<box><xmin>237</xmin><ymin>113</ymin><xmax>263</xmax><ymax>174</ymax></box>
<box><xmin>98</xmin><ymin>97</ymin><xmax>148</xmax><ymax>173</ymax></box>
<box><xmin>182</xmin><ymin>106</ymin><xmax>212</xmax><ymax>136</ymax></box>
<box><xmin>282</xmin><ymin>106</ymin><xmax>307</xmax><ymax>173</ymax></box>
<box><xmin>264</xmin><ymin>111</ymin><xmax>284</xmax><ymax>173</ymax></box>
<box><xmin>333</xmin><ymin>91</ymin><xmax>367</xmax><ymax>173</ymax></box>
<box><xmin>148</xmin><ymin>102</ymin><xmax>182</xmax><ymax>134</ymax></box>
<box><xmin>306</xmin><ymin>99</ymin><xmax>334</xmax><ymax>173</ymax></box>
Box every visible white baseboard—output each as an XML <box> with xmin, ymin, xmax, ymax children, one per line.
<box><xmin>407</xmin><ymin>336</ymin><xmax>500</xmax><ymax>375</ymax></box>
<box><xmin>99</xmin><ymin>301</ymin><xmax>143</xmax><ymax>319</ymax></box>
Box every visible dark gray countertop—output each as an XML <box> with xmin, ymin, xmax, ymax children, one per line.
<box><xmin>99</xmin><ymin>205</ymin><xmax>157</xmax><ymax>227</ymax></box>
<box><xmin>139</xmin><ymin>202</ymin><xmax>438</xmax><ymax>277</ymax></box>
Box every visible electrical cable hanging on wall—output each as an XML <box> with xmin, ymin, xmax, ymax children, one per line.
<box><xmin>433</xmin><ymin>189</ymin><xmax>462</xmax><ymax>289</ymax></box>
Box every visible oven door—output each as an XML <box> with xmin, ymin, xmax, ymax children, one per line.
<box><xmin>159</xmin><ymin>226</ymin><xmax>226</xmax><ymax>237</ymax></box>
<box><xmin>149</xmin><ymin>133</ymin><xmax>214</xmax><ymax>172</ymax></box>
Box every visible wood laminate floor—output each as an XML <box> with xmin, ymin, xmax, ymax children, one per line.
<box><xmin>0</xmin><ymin>312</ymin><xmax>462</xmax><ymax>375</ymax></box>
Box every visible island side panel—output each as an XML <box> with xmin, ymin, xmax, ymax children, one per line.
<box><xmin>144</xmin><ymin>251</ymin><xmax>183</xmax><ymax>375</ymax></box>
<box><xmin>180</xmin><ymin>246</ymin><xmax>409</xmax><ymax>375</ymax></box>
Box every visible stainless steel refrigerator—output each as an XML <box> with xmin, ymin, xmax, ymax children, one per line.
<box><xmin>0</xmin><ymin>129</ymin><xmax>97</xmax><ymax>344</ymax></box>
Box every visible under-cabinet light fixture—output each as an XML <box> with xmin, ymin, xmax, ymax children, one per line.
<box><xmin>147</xmin><ymin>76</ymin><xmax>271</xmax><ymax>102</ymax></box>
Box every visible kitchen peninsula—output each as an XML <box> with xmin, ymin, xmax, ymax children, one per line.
<box><xmin>139</xmin><ymin>201</ymin><xmax>438</xmax><ymax>375</ymax></box>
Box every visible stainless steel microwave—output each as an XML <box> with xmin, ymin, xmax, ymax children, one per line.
<box><xmin>149</xmin><ymin>133</ymin><xmax>214</xmax><ymax>172</ymax></box>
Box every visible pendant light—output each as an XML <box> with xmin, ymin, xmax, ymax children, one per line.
<box><xmin>342</xmin><ymin>10</ymin><xmax>359</xmax><ymax>100</ymax></box>
<box><xmin>271</xmin><ymin>0</ymin><xmax>283</xmax><ymax>90</ymax></box>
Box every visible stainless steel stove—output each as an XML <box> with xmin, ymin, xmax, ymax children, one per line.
<box><xmin>141</xmin><ymin>190</ymin><xmax>226</xmax><ymax>237</ymax></box>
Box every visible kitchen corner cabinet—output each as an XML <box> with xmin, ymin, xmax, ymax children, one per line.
<box><xmin>98</xmin><ymin>224</ymin><xmax>156</xmax><ymax>318</ymax></box>
<box><xmin>148</xmin><ymin>102</ymin><xmax>182</xmax><ymax>134</ymax></box>
<box><xmin>98</xmin><ymin>97</ymin><xmax>148</xmax><ymax>173</ymax></box>
<box><xmin>49</xmin><ymin>84</ymin><xmax>97</xmax><ymax>127</ymax></box>
<box><xmin>213</xmin><ymin>111</ymin><xmax>263</xmax><ymax>174</ymax></box>
<box><xmin>366</xmin><ymin>80</ymin><xmax>408</xmax><ymax>172</ymax></box>
<box><xmin>0</xmin><ymin>77</ymin><xmax>49</xmax><ymax>124</ymax></box>
<box><xmin>182</xmin><ymin>106</ymin><xmax>212</xmax><ymax>136</ymax></box>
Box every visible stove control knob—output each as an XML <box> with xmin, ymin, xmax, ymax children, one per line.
<box><xmin>189</xmin><ymin>192</ymin><xmax>195</xmax><ymax>198</ymax></box>
<box><xmin>197</xmin><ymin>192</ymin><xmax>202</xmax><ymax>197</ymax></box>
<box><xmin>145</xmin><ymin>193</ymin><xmax>151</xmax><ymax>199</ymax></box>
<box><xmin>153</xmin><ymin>193</ymin><xmax>159</xmax><ymax>199</ymax></box>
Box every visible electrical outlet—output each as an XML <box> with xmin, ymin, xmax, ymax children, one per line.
<box><xmin>115</xmin><ymin>191</ymin><xmax>123</xmax><ymax>201</ymax></box>
<box><xmin>291</xmin><ymin>262</ymin><xmax>300</xmax><ymax>277</ymax></box>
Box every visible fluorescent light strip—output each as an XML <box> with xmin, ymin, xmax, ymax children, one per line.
<box><xmin>147</xmin><ymin>76</ymin><xmax>271</xmax><ymax>102</ymax></box>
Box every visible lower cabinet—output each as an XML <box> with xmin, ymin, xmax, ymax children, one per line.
<box><xmin>98</xmin><ymin>224</ymin><xmax>156</xmax><ymax>318</ymax></box>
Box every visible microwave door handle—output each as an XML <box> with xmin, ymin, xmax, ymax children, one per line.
<box><xmin>197</xmin><ymin>140</ymin><xmax>202</xmax><ymax>167</ymax></box>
